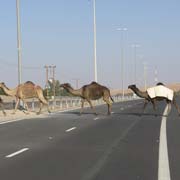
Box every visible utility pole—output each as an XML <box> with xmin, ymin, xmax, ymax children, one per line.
<box><xmin>132</xmin><ymin>44</ymin><xmax>140</xmax><ymax>85</ymax></box>
<box><xmin>154</xmin><ymin>66</ymin><xmax>158</xmax><ymax>84</ymax></box>
<box><xmin>44</xmin><ymin>65</ymin><xmax>56</xmax><ymax>98</ymax></box>
<box><xmin>117</xmin><ymin>27</ymin><xmax>127</xmax><ymax>100</ymax></box>
<box><xmin>44</xmin><ymin>65</ymin><xmax>49</xmax><ymax>97</ymax></box>
<box><xmin>143</xmin><ymin>62</ymin><xmax>147</xmax><ymax>90</ymax></box>
<box><xmin>44</xmin><ymin>65</ymin><xmax>49</xmax><ymax>87</ymax></box>
<box><xmin>48</xmin><ymin>65</ymin><xmax>56</xmax><ymax>98</ymax></box>
<box><xmin>16</xmin><ymin>0</ymin><xmax>22</xmax><ymax>84</ymax></box>
<box><xmin>52</xmin><ymin>65</ymin><xmax>56</xmax><ymax>98</ymax></box>
<box><xmin>72</xmin><ymin>78</ymin><xmax>80</xmax><ymax>89</ymax></box>
<box><xmin>93</xmin><ymin>0</ymin><xmax>97</xmax><ymax>82</ymax></box>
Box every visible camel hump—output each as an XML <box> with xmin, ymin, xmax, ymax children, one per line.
<box><xmin>90</xmin><ymin>81</ymin><xmax>103</xmax><ymax>87</ymax></box>
<box><xmin>25</xmin><ymin>81</ymin><xmax>35</xmax><ymax>85</ymax></box>
<box><xmin>91</xmin><ymin>81</ymin><xmax>98</xmax><ymax>85</ymax></box>
<box><xmin>156</xmin><ymin>82</ymin><xmax>164</xmax><ymax>86</ymax></box>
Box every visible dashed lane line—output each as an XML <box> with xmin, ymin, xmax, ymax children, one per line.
<box><xmin>66</xmin><ymin>127</ymin><xmax>76</xmax><ymax>132</ymax></box>
<box><xmin>6</xmin><ymin>148</ymin><xmax>29</xmax><ymax>158</ymax></box>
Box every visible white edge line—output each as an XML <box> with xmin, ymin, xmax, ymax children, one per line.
<box><xmin>94</xmin><ymin>117</ymin><xmax>99</xmax><ymax>120</ymax></box>
<box><xmin>66</xmin><ymin>127</ymin><xmax>76</xmax><ymax>132</ymax></box>
<box><xmin>158</xmin><ymin>105</ymin><xmax>171</xmax><ymax>180</ymax></box>
<box><xmin>0</xmin><ymin>118</ymin><xmax>25</xmax><ymax>125</ymax></box>
<box><xmin>6</xmin><ymin>148</ymin><xmax>29</xmax><ymax>158</ymax></box>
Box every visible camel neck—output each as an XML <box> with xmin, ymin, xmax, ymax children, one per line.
<box><xmin>132</xmin><ymin>87</ymin><xmax>148</xmax><ymax>98</ymax></box>
<box><xmin>66</xmin><ymin>87</ymin><xmax>83</xmax><ymax>97</ymax></box>
<box><xmin>1</xmin><ymin>86</ymin><xmax>17</xmax><ymax>96</ymax></box>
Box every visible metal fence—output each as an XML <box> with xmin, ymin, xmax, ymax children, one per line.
<box><xmin>3</xmin><ymin>95</ymin><xmax>135</xmax><ymax>112</ymax></box>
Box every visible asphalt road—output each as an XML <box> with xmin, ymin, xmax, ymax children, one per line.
<box><xmin>0</xmin><ymin>99</ymin><xmax>180</xmax><ymax>180</ymax></box>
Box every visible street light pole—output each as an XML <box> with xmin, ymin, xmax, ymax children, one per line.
<box><xmin>143</xmin><ymin>61</ymin><xmax>147</xmax><ymax>90</ymax></box>
<box><xmin>93</xmin><ymin>0</ymin><xmax>97</xmax><ymax>82</ymax></box>
<box><xmin>16</xmin><ymin>0</ymin><xmax>22</xmax><ymax>84</ymax></box>
<box><xmin>154</xmin><ymin>66</ymin><xmax>158</xmax><ymax>84</ymax></box>
<box><xmin>132</xmin><ymin>44</ymin><xmax>140</xmax><ymax>85</ymax></box>
<box><xmin>117</xmin><ymin>28</ymin><xmax>127</xmax><ymax>100</ymax></box>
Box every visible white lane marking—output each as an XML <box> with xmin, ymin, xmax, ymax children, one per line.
<box><xmin>158</xmin><ymin>105</ymin><xmax>171</xmax><ymax>180</ymax></box>
<box><xmin>111</xmin><ymin>112</ymin><xmax>115</xmax><ymax>114</ymax></box>
<box><xmin>66</xmin><ymin>127</ymin><xmax>76</xmax><ymax>132</ymax></box>
<box><xmin>0</xmin><ymin>115</ymin><xmax>45</xmax><ymax>125</ymax></box>
<box><xmin>0</xmin><ymin>118</ymin><xmax>27</xmax><ymax>125</ymax></box>
<box><xmin>6</xmin><ymin>148</ymin><xmax>29</xmax><ymax>158</ymax></box>
<box><xmin>94</xmin><ymin>117</ymin><xmax>99</xmax><ymax>120</ymax></box>
<box><xmin>120</xmin><ymin>107</ymin><xmax>124</xmax><ymax>110</ymax></box>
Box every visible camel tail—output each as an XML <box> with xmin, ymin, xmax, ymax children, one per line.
<box><xmin>110</xmin><ymin>95</ymin><xmax>114</xmax><ymax>103</ymax></box>
<box><xmin>40</xmin><ymin>95</ymin><xmax>48</xmax><ymax>105</ymax></box>
<box><xmin>35</xmin><ymin>86</ymin><xmax>48</xmax><ymax>105</ymax></box>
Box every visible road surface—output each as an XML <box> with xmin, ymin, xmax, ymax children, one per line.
<box><xmin>0</xmin><ymin>99</ymin><xmax>180</xmax><ymax>180</ymax></box>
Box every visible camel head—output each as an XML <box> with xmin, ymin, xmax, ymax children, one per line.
<box><xmin>59</xmin><ymin>83</ymin><xmax>73</xmax><ymax>90</ymax></box>
<box><xmin>128</xmin><ymin>84</ymin><xmax>137</xmax><ymax>90</ymax></box>
<box><xmin>0</xmin><ymin>82</ymin><xmax>6</xmax><ymax>88</ymax></box>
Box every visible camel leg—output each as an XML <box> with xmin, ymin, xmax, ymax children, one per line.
<box><xmin>12</xmin><ymin>99</ymin><xmax>20</xmax><ymax>114</ymax></box>
<box><xmin>37</xmin><ymin>102</ymin><xmax>43</xmax><ymax>115</ymax></box>
<box><xmin>167</xmin><ymin>102</ymin><xmax>172</xmax><ymax>115</ymax></box>
<box><xmin>142</xmin><ymin>99</ymin><xmax>149</xmax><ymax>115</ymax></box>
<box><xmin>86</xmin><ymin>99</ymin><xmax>97</xmax><ymax>115</ymax></box>
<box><xmin>46</xmin><ymin>102</ymin><xmax>51</xmax><ymax>114</ymax></box>
<box><xmin>151</xmin><ymin>99</ymin><xmax>158</xmax><ymax>116</ymax></box>
<box><xmin>80</xmin><ymin>99</ymin><xmax>85</xmax><ymax>115</ymax></box>
<box><xmin>107</xmin><ymin>103</ymin><xmax>112</xmax><ymax>115</ymax></box>
<box><xmin>172</xmin><ymin>98</ymin><xmax>180</xmax><ymax>115</ymax></box>
<box><xmin>103</xmin><ymin>98</ymin><xmax>112</xmax><ymax>115</ymax></box>
<box><xmin>0</xmin><ymin>103</ymin><xmax>6</xmax><ymax>116</ymax></box>
<box><xmin>23</xmin><ymin>100</ymin><xmax>30</xmax><ymax>114</ymax></box>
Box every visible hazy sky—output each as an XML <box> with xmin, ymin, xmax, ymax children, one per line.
<box><xmin>0</xmin><ymin>0</ymin><xmax>180</xmax><ymax>89</ymax></box>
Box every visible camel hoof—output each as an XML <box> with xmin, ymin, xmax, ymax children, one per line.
<box><xmin>23</xmin><ymin>111</ymin><xmax>29</xmax><ymax>115</ymax></box>
<box><xmin>3</xmin><ymin>112</ymin><xmax>6</xmax><ymax>116</ymax></box>
<box><xmin>36</xmin><ymin>112</ymin><xmax>40</xmax><ymax>115</ymax></box>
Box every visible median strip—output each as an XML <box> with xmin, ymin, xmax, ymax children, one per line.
<box><xmin>6</xmin><ymin>148</ymin><xmax>29</xmax><ymax>158</ymax></box>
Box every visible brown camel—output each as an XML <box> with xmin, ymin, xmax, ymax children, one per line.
<box><xmin>0</xmin><ymin>81</ymin><xmax>51</xmax><ymax>115</ymax></box>
<box><xmin>60</xmin><ymin>81</ymin><xmax>114</xmax><ymax>115</ymax></box>
<box><xmin>128</xmin><ymin>84</ymin><xmax>180</xmax><ymax>116</ymax></box>
<box><xmin>0</xmin><ymin>97</ymin><xmax>6</xmax><ymax>116</ymax></box>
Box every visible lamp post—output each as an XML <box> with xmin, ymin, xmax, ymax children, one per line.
<box><xmin>143</xmin><ymin>61</ymin><xmax>147</xmax><ymax>90</ymax></box>
<box><xmin>92</xmin><ymin>0</ymin><xmax>97</xmax><ymax>82</ymax></box>
<box><xmin>132</xmin><ymin>44</ymin><xmax>140</xmax><ymax>85</ymax></box>
<box><xmin>154</xmin><ymin>66</ymin><xmax>158</xmax><ymax>84</ymax></box>
<box><xmin>117</xmin><ymin>28</ymin><xmax>127</xmax><ymax>100</ymax></box>
<box><xmin>16</xmin><ymin>0</ymin><xmax>22</xmax><ymax>84</ymax></box>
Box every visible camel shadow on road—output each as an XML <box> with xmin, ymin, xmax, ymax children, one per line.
<box><xmin>114</xmin><ymin>112</ymin><xmax>167</xmax><ymax>117</ymax></box>
<box><xmin>61</xmin><ymin>111</ymin><xmax>108</xmax><ymax>116</ymax></box>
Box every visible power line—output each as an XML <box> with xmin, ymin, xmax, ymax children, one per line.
<box><xmin>0</xmin><ymin>59</ymin><xmax>42</xmax><ymax>70</ymax></box>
